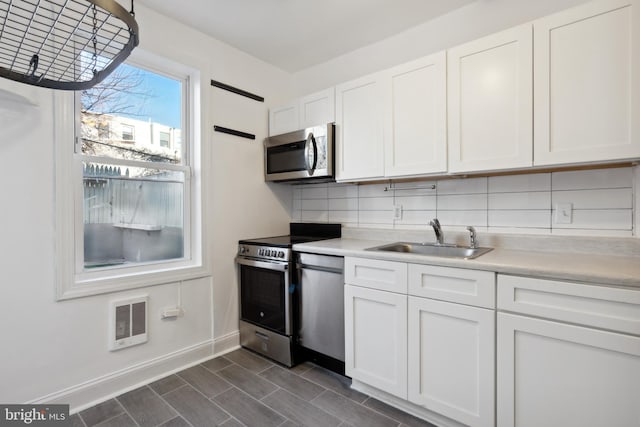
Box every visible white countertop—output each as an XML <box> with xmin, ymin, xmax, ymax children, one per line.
<box><xmin>293</xmin><ymin>238</ymin><xmax>640</xmax><ymax>289</ymax></box>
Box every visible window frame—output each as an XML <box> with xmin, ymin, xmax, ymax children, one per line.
<box><xmin>159</xmin><ymin>131</ymin><xmax>171</xmax><ymax>148</ymax></box>
<box><xmin>120</xmin><ymin>123</ymin><xmax>135</xmax><ymax>141</ymax></box>
<box><xmin>55</xmin><ymin>49</ymin><xmax>207</xmax><ymax>300</ymax></box>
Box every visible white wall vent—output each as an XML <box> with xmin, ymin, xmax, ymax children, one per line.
<box><xmin>109</xmin><ymin>295</ymin><xmax>148</xmax><ymax>351</ymax></box>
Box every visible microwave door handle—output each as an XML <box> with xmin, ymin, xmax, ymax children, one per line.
<box><xmin>304</xmin><ymin>132</ymin><xmax>318</xmax><ymax>175</ymax></box>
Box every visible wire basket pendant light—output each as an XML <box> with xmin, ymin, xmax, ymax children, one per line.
<box><xmin>0</xmin><ymin>0</ymin><xmax>139</xmax><ymax>90</ymax></box>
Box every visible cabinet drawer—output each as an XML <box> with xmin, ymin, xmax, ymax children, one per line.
<box><xmin>409</xmin><ymin>264</ymin><xmax>495</xmax><ymax>308</ymax></box>
<box><xmin>497</xmin><ymin>275</ymin><xmax>640</xmax><ymax>336</ymax></box>
<box><xmin>345</xmin><ymin>257</ymin><xmax>407</xmax><ymax>293</ymax></box>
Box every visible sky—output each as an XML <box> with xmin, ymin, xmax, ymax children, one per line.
<box><xmin>87</xmin><ymin>62</ymin><xmax>182</xmax><ymax>129</ymax></box>
<box><xmin>134</xmin><ymin>66</ymin><xmax>182</xmax><ymax>129</ymax></box>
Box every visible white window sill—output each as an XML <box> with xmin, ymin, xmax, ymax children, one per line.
<box><xmin>113</xmin><ymin>223</ymin><xmax>164</xmax><ymax>231</ymax></box>
<box><xmin>57</xmin><ymin>263</ymin><xmax>211</xmax><ymax>300</ymax></box>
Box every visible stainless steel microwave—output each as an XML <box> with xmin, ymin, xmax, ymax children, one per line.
<box><xmin>264</xmin><ymin>123</ymin><xmax>335</xmax><ymax>182</ymax></box>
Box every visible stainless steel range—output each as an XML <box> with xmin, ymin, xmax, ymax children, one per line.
<box><xmin>235</xmin><ymin>223</ymin><xmax>341</xmax><ymax>366</ymax></box>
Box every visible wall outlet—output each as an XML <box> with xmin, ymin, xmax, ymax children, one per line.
<box><xmin>555</xmin><ymin>202</ymin><xmax>573</xmax><ymax>224</ymax></box>
<box><xmin>393</xmin><ymin>205</ymin><xmax>403</xmax><ymax>220</ymax></box>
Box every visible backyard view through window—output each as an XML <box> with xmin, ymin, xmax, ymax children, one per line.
<box><xmin>79</xmin><ymin>62</ymin><xmax>188</xmax><ymax>270</ymax></box>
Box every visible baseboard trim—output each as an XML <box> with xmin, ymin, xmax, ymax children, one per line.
<box><xmin>213</xmin><ymin>330</ymin><xmax>240</xmax><ymax>355</ymax></box>
<box><xmin>30</xmin><ymin>340</ymin><xmax>214</xmax><ymax>413</ymax></box>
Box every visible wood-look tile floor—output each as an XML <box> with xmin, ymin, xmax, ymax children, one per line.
<box><xmin>70</xmin><ymin>349</ymin><xmax>437</xmax><ymax>427</ymax></box>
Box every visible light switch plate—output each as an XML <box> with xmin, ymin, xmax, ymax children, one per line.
<box><xmin>555</xmin><ymin>202</ymin><xmax>573</xmax><ymax>224</ymax></box>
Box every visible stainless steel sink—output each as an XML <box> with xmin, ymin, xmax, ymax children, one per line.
<box><xmin>366</xmin><ymin>242</ymin><xmax>493</xmax><ymax>260</ymax></box>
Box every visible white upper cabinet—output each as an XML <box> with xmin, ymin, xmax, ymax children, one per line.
<box><xmin>268</xmin><ymin>100</ymin><xmax>299</xmax><ymax>136</ymax></box>
<box><xmin>268</xmin><ymin>87</ymin><xmax>335</xmax><ymax>136</ymax></box>
<box><xmin>298</xmin><ymin>87</ymin><xmax>335</xmax><ymax>129</ymax></box>
<box><xmin>534</xmin><ymin>0</ymin><xmax>640</xmax><ymax>165</ymax></box>
<box><xmin>383</xmin><ymin>52</ymin><xmax>447</xmax><ymax>178</ymax></box>
<box><xmin>448</xmin><ymin>25</ymin><xmax>533</xmax><ymax>173</ymax></box>
<box><xmin>335</xmin><ymin>73</ymin><xmax>385</xmax><ymax>181</ymax></box>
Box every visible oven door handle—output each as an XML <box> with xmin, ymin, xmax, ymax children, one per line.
<box><xmin>235</xmin><ymin>257</ymin><xmax>288</xmax><ymax>272</ymax></box>
<box><xmin>304</xmin><ymin>132</ymin><xmax>318</xmax><ymax>176</ymax></box>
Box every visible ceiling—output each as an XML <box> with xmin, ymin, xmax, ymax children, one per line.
<box><xmin>135</xmin><ymin>0</ymin><xmax>477</xmax><ymax>72</ymax></box>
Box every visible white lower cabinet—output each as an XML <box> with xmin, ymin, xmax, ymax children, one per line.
<box><xmin>497</xmin><ymin>274</ymin><xmax>640</xmax><ymax>427</ymax></box>
<box><xmin>344</xmin><ymin>284</ymin><xmax>408</xmax><ymax>399</ymax></box>
<box><xmin>408</xmin><ymin>296</ymin><xmax>495</xmax><ymax>427</ymax></box>
<box><xmin>497</xmin><ymin>312</ymin><xmax>640</xmax><ymax>427</ymax></box>
<box><xmin>408</xmin><ymin>297</ymin><xmax>495</xmax><ymax>427</ymax></box>
<box><xmin>344</xmin><ymin>259</ymin><xmax>640</xmax><ymax>427</ymax></box>
<box><xmin>344</xmin><ymin>258</ymin><xmax>496</xmax><ymax>426</ymax></box>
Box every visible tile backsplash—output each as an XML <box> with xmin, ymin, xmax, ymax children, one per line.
<box><xmin>291</xmin><ymin>166</ymin><xmax>637</xmax><ymax>237</ymax></box>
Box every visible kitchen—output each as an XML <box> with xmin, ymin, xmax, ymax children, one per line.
<box><xmin>0</xmin><ymin>0</ymin><xmax>639</xmax><ymax>426</ymax></box>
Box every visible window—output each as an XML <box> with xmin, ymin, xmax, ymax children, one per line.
<box><xmin>121</xmin><ymin>124</ymin><xmax>135</xmax><ymax>141</ymax></box>
<box><xmin>159</xmin><ymin>131</ymin><xmax>171</xmax><ymax>148</ymax></box>
<box><xmin>55</xmin><ymin>50</ymin><xmax>205</xmax><ymax>299</ymax></box>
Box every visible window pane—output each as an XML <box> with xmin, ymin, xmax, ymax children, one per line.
<box><xmin>83</xmin><ymin>162</ymin><xmax>185</xmax><ymax>269</ymax></box>
<box><xmin>80</xmin><ymin>63</ymin><xmax>183</xmax><ymax>164</ymax></box>
<box><xmin>159</xmin><ymin>131</ymin><xmax>171</xmax><ymax>148</ymax></box>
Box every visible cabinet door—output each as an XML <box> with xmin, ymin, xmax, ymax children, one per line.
<box><xmin>497</xmin><ymin>312</ymin><xmax>640</xmax><ymax>427</ymax></box>
<box><xmin>448</xmin><ymin>24</ymin><xmax>533</xmax><ymax>173</ymax></box>
<box><xmin>269</xmin><ymin>101</ymin><xmax>299</xmax><ymax>136</ymax></box>
<box><xmin>299</xmin><ymin>88</ymin><xmax>335</xmax><ymax>129</ymax></box>
<box><xmin>345</xmin><ymin>285</ymin><xmax>407</xmax><ymax>399</ymax></box>
<box><xmin>408</xmin><ymin>297</ymin><xmax>495</xmax><ymax>427</ymax></box>
<box><xmin>534</xmin><ymin>0</ymin><xmax>640</xmax><ymax>165</ymax></box>
<box><xmin>383</xmin><ymin>52</ymin><xmax>447</xmax><ymax>177</ymax></box>
<box><xmin>335</xmin><ymin>73</ymin><xmax>385</xmax><ymax>181</ymax></box>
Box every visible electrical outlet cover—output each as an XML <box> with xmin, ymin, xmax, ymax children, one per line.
<box><xmin>393</xmin><ymin>205</ymin><xmax>403</xmax><ymax>220</ymax></box>
<box><xmin>555</xmin><ymin>202</ymin><xmax>573</xmax><ymax>224</ymax></box>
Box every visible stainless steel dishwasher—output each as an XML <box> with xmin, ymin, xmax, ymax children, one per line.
<box><xmin>295</xmin><ymin>252</ymin><xmax>345</xmax><ymax>374</ymax></box>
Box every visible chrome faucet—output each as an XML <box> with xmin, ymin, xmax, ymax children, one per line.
<box><xmin>466</xmin><ymin>226</ymin><xmax>478</xmax><ymax>248</ymax></box>
<box><xmin>429</xmin><ymin>218</ymin><xmax>444</xmax><ymax>245</ymax></box>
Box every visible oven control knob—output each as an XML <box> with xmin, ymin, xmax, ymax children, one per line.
<box><xmin>239</xmin><ymin>246</ymin><xmax>246</xmax><ymax>254</ymax></box>
<box><xmin>278</xmin><ymin>251</ymin><xmax>284</xmax><ymax>258</ymax></box>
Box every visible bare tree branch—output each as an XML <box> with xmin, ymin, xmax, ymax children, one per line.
<box><xmin>81</xmin><ymin>65</ymin><xmax>152</xmax><ymax>117</ymax></box>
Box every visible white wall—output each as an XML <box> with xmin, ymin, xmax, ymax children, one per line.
<box><xmin>0</xmin><ymin>4</ymin><xmax>293</xmax><ymax>410</ymax></box>
<box><xmin>292</xmin><ymin>0</ymin><xmax>589</xmax><ymax>95</ymax></box>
